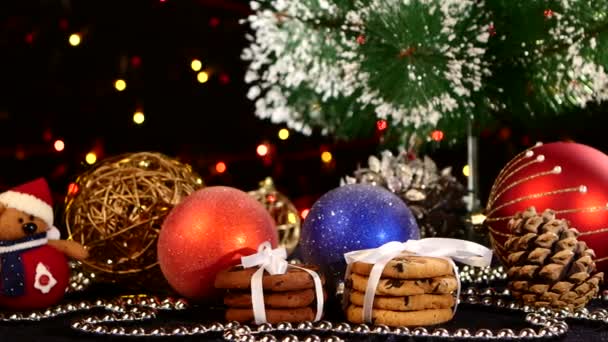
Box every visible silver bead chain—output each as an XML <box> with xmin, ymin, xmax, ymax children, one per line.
<box><xmin>0</xmin><ymin>291</ymin><xmax>573</xmax><ymax>340</ymax></box>
<box><xmin>462</xmin><ymin>287</ymin><xmax>608</xmax><ymax>325</ymax></box>
<box><xmin>2</xmin><ymin>265</ymin><xmax>605</xmax><ymax>340</ymax></box>
<box><xmin>220</xmin><ymin>312</ymin><xmax>567</xmax><ymax>341</ymax></box>
<box><xmin>0</xmin><ymin>295</ymin><xmax>187</xmax><ymax>322</ymax></box>
<box><xmin>459</xmin><ymin>265</ymin><xmax>508</xmax><ymax>284</ymax></box>
<box><xmin>220</xmin><ymin>288</ymin><xmax>575</xmax><ymax>342</ymax></box>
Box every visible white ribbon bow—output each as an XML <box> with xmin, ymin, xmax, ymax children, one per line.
<box><xmin>242</xmin><ymin>241</ymin><xmax>289</xmax><ymax>275</ymax></box>
<box><xmin>344</xmin><ymin>238</ymin><xmax>492</xmax><ymax>323</ymax></box>
<box><xmin>241</xmin><ymin>242</ymin><xmax>324</xmax><ymax>324</ymax></box>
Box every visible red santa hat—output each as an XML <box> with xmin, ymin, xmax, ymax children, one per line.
<box><xmin>0</xmin><ymin>178</ymin><xmax>54</xmax><ymax>227</ymax></box>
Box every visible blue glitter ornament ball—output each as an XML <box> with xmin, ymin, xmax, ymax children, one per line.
<box><xmin>299</xmin><ymin>184</ymin><xmax>419</xmax><ymax>282</ymax></box>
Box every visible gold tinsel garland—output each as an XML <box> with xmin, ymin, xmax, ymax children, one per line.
<box><xmin>64</xmin><ymin>152</ymin><xmax>203</xmax><ymax>290</ymax></box>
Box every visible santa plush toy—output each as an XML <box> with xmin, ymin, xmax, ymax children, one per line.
<box><xmin>0</xmin><ymin>178</ymin><xmax>88</xmax><ymax>310</ymax></box>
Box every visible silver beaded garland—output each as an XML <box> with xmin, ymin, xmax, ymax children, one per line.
<box><xmin>458</xmin><ymin>265</ymin><xmax>508</xmax><ymax>284</ymax></box>
<box><xmin>412</xmin><ymin>327</ymin><xmax>429</xmax><ymax>336</ymax></box>
<box><xmin>353</xmin><ymin>324</ymin><xmax>370</xmax><ymax>333</ymax></box>
<box><xmin>334</xmin><ymin>322</ymin><xmax>351</xmax><ymax>332</ymax></box>
<box><xmin>74</xmin><ymin>293</ymin><xmax>566</xmax><ymax>340</ymax></box>
<box><xmin>432</xmin><ymin>328</ymin><xmax>449</xmax><ymax>337</ymax></box>
<box><xmin>2</xmin><ymin>285</ymin><xmax>606</xmax><ymax>340</ymax></box>
<box><xmin>0</xmin><ymin>295</ymin><xmax>186</xmax><ymax>323</ymax></box>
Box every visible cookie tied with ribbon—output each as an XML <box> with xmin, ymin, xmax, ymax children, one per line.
<box><xmin>344</xmin><ymin>238</ymin><xmax>492</xmax><ymax>327</ymax></box>
<box><xmin>214</xmin><ymin>242</ymin><xmax>325</xmax><ymax>324</ymax></box>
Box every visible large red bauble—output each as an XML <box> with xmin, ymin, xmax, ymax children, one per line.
<box><xmin>157</xmin><ymin>186</ymin><xmax>278</xmax><ymax>300</ymax></box>
<box><xmin>0</xmin><ymin>245</ymin><xmax>69</xmax><ymax>310</ymax></box>
<box><xmin>486</xmin><ymin>142</ymin><xmax>608</xmax><ymax>273</ymax></box>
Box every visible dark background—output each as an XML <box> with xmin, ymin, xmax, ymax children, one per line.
<box><xmin>0</xmin><ymin>0</ymin><xmax>607</xmax><ymax>216</ymax></box>
<box><xmin>0</xmin><ymin>2</ymin><xmax>607</xmax><ymax>341</ymax></box>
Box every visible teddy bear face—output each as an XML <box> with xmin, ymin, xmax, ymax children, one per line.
<box><xmin>0</xmin><ymin>204</ymin><xmax>49</xmax><ymax>241</ymax></box>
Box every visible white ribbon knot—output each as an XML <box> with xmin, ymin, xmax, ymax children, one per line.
<box><xmin>344</xmin><ymin>238</ymin><xmax>492</xmax><ymax>323</ymax></box>
<box><xmin>241</xmin><ymin>242</ymin><xmax>324</xmax><ymax>324</ymax></box>
<box><xmin>242</xmin><ymin>242</ymin><xmax>288</xmax><ymax>275</ymax></box>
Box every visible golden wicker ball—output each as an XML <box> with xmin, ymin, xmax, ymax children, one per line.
<box><xmin>248</xmin><ymin>177</ymin><xmax>301</xmax><ymax>255</ymax></box>
<box><xmin>64</xmin><ymin>152</ymin><xmax>203</xmax><ymax>290</ymax></box>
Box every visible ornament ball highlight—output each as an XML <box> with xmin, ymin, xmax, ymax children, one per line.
<box><xmin>157</xmin><ymin>186</ymin><xmax>278</xmax><ymax>300</ymax></box>
<box><xmin>299</xmin><ymin>184</ymin><xmax>420</xmax><ymax>281</ymax></box>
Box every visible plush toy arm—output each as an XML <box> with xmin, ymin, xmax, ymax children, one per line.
<box><xmin>47</xmin><ymin>240</ymin><xmax>89</xmax><ymax>261</ymax></box>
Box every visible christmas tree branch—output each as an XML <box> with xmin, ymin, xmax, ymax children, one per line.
<box><xmin>244</xmin><ymin>1</ymin><xmax>608</xmax><ymax>141</ymax></box>
<box><xmin>276</xmin><ymin>12</ymin><xmax>352</xmax><ymax>30</ymax></box>
<box><xmin>396</xmin><ymin>46</ymin><xmax>447</xmax><ymax>62</ymax></box>
<box><xmin>541</xmin><ymin>22</ymin><xmax>608</xmax><ymax>56</ymax></box>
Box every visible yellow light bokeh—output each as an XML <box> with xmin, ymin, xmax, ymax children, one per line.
<box><xmin>256</xmin><ymin>144</ymin><xmax>269</xmax><ymax>157</ymax></box>
<box><xmin>321</xmin><ymin>151</ymin><xmax>333</xmax><ymax>163</ymax></box>
<box><xmin>133</xmin><ymin>111</ymin><xmax>145</xmax><ymax>124</ymax></box>
<box><xmin>287</xmin><ymin>212</ymin><xmax>297</xmax><ymax>224</ymax></box>
<box><xmin>69</xmin><ymin>33</ymin><xmax>81</xmax><ymax>46</ymax></box>
<box><xmin>85</xmin><ymin>152</ymin><xmax>97</xmax><ymax>165</ymax></box>
<box><xmin>54</xmin><ymin>140</ymin><xmax>65</xmax><ymax>152</ymax></box>
<box><xmin>197</xmin><ymin>71</ymin><xmax>209</xmax><ymax>83</ymax></box>
<box><xmin>114</xmin><ymin>79</ymin><xmax>127</xmax><ymax>91</ymax></box>
<box><xmin>191</xmin><ymin>59</ymin><xmax>202</xmax><ymax>71</ymax></box>
<box><xmin>278</xmin><ymin>128</ymin><xmax>290</xmax><ymax>140</ymax></box>
<box><xmin>462</xmin><ymin>164</ymin><xmax>470</xmax><ymax>177</ymax></box>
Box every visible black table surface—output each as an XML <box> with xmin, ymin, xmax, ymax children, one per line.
<box><xmin>0</xmin><ymin>287</ymin><xmax>606</xmax><ymax>342</ymax></box>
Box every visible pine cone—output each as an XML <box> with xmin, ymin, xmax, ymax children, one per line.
<box><xmin>505</xmin><ymin>207</ymin><xmax>604</xmax><ymax>310</ymax></box>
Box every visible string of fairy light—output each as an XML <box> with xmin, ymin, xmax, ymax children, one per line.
<box><xmin>41</xmin><ymin>53</ymin><xmax>472</xmax><ymax>204</ymax></box>
<box><xmin>55</xmin><ymin>24</ymin><xmax>349</xmax><ymax>172</ymax></box>
<box><xmin>61</xmin><ymin>29</ymin><xmax>459</xmax><ymax>170</ymax></box>
<box><xmin>18</xmin><ymin>0</ymin><xmax>481</xmax><ymax>223</ymax></box>
<box><xmin>29</xmin><ymin>0</ymin><xmax>474</xmax><ymax>183</ymax></box>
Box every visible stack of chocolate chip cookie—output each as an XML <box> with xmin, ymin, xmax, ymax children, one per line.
<box><xmin>214</xmin><ymin>265</ymin><xmax>325</xmax><ymax>324</ymax></box>
<box><xmin>345</xmin><ymin>254</ymin><xmax>458</xmax><ymax>327</ymax></box>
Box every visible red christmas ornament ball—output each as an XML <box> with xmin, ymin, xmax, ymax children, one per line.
<box><xmin>157</xmin><ymin>186</ymin><xmax>278</xmax><ymax>300</ymax></box>
<box><xmin>0</xmin><ymin>245</ymin><xmax>69</xmax><ymax>310</ymax></box>
<box><xmin>486</xmin><ymin>142</ymin><xmax>608</xmax><ymax>273</ymax></box>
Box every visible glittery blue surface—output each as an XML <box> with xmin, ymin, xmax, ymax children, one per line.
<box><xmin>299</xmin><ymin>184</ymin><xmax>419</xmax><ymax>283</ymax></box>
